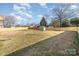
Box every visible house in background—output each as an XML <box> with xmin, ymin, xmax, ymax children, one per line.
<box><xmin>0</xmin><ymin>16</ymin><xmax>4</xmax><ymax>28</ymax></box>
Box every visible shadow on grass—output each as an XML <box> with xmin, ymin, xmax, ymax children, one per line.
<box><xmin>7</xmin><ymin>31</ymin><xmax>76</xmax><ymax>56</ymax></box>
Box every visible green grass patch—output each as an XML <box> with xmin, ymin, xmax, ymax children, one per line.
<box><xmin>74</xmin><ymin>32</ymin><xmax>79</xmax><ymax>47</ymax></box>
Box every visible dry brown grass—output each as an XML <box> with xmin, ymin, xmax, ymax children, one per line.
<box><xmin>47</xmin><ymin>27</ymin><xmax>78</xmax><ymax>31</ymax></box>
<box><xmin>8</xmin><ymin>31</ymin><xmax>76</xmax><ymax>56</ymax></box>
<box><xmin>0</xmin><ymin>28</ymin><xmax>63</xmax><ymax>55</ymax></box>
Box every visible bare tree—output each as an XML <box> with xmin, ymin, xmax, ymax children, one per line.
<box><xmin>3</xmin><ymin>16</ymin><xmax>15</xmax><ymax>28</ymax></box>
<box><xmin>52</xmin><ymin>4</ymin><xmax>78</xmax><ymax>27</ymax></box>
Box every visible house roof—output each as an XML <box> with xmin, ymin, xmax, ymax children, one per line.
<box><xmin>0</xmin><ymin>16</ymin><xmax>4</xmax><ymax>21</ymax></box>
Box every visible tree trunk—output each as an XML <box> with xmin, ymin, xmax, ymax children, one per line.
<box><xmin>60</xmin><ymin>19</ymin><xmax>62</xmax><ymax>27</ymax></box>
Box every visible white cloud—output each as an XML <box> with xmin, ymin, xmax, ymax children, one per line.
<box><xmin>10</xmin><ymin>13</ymin><xmax>15</xmax><ymax>16</ymax></box>
<box><xmin>17</xmin><ymin>10</ymin><xmax>32</xmax><ymax>19</ymax></box>
<box><xmin>25</xmin><ymin>13</ymin><xmax>32</xmax><ymax>18</ymax></box>
<box><xmin>28</xmin><ymin>11</ymin><xmax>32</xmax><ymax>14</ymax></box>
<box><xmin>47</xmin><ymin>8</ymin><xmax>52</xmax><ymax>13</ymax></box>
<box><xmin>10</xmin><ymin>13</ymin><xmax>21</xmax><ymax>19</ymax></box>
<box><xmin>15</xmin><ymin>16</ymin><xmax>22</xmax><ymax>19</ymax></box>
<box><xmin>13</xmin><ymin>4</ymin><xmax>26</xmax><ymax>11</ymax></box>
<box><xmin>39</xmin><ymin>3</ymin><xmax>47</xmax><ymax>8</ymax></box>
<box><xmin>10</xmin><ymin>12</ymin><xmax>25</xmax><ymax>20</ymax></box>
<box><xmin>37</xmin><ymin>15</ymin><xmax>43</xmax><ymax>18</ymax></box>
<box><xmin>12</xmin><ymin>4</ymin><xmax>32</xmax><ymax>20</ymax></box>
<box><xmin>70</xmin><ymin>5</ymin><xmax>77</xmax><ymax>9</ymax></box>
<box><xmin>19</xmin><ymin>3</ymin><xmax>31</xmax><ymax>9</ymax></box>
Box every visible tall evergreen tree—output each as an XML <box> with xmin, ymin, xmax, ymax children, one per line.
<box><xmin>40</xmin><ymin>16</ymin><xmax>47</xmax><ymax>26</ymax></box>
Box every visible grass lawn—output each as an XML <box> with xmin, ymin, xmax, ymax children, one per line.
<box><xmin>0</xmin><ymin>28</ymin><xmax>63</xmax><ymax>56</ymax></box>
<box><xmin>47</xmin><ymin>27</ymin><xmax>78</xmax><ymax>31</ymax></box>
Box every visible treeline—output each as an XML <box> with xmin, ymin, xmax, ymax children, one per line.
<box><xmin>50</xmin><ymin>17</ymin><xmax>79</xmax><ymax>27</ymax></box>
<box><xmin>40</xmin><ymin>16</ymin><xmax>79</xmax><ymax>27</ymax></box>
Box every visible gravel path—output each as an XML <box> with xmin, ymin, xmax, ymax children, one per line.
<box><xmin>7</xmin><ymin>31</ymin><xmax>76</xmax><ymax>56</ymax></box>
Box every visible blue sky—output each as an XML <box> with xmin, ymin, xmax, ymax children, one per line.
<box><xmin>0</xmin><ymin>3</ymin><xmax>79</xmax><ymax>25</ymax></box>
<box><xmin>0</xmin><ymin>3</ymin><xmax>13</xmax><ymax>16</ymax></box>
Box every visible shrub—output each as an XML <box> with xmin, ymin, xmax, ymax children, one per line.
<box><xmin>70</xmin><ymin>18</ymin><xmax>79</xmax><ymax>26</ymax></box>
<box><xmin>62</xmin><ymin>20</ymin><xmax>70</xmax><ymax>27</ymax></box>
